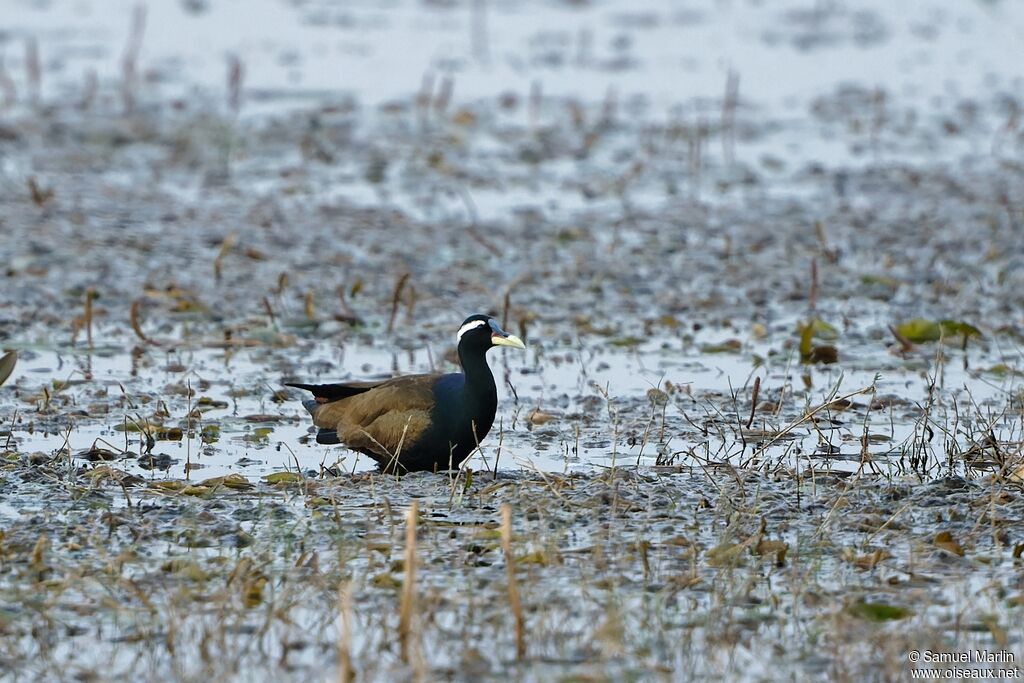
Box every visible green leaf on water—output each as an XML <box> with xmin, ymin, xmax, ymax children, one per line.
<box><xmin>810</xmin><ymin>318</ymin><xmax>838</xmax><ymax>340</ymax></box>
<box><xmin>860</xmin><ymin>274</ymin><xmax>901</xmax><ymax>289</ymax></box>
<box><xmin>263</xmin><ymin>471</ymin><xmax>303</xmax><ymax>484</ymax></box>
<box><xmin>799</xmin><ymin>322</ymin><xmax>813</xmax><ymax>359</ymax></box>
<box><xmin>897</xmin><ymin>319</ymin><xmax>981</xmax><ymax>344</ymax></box>
<box><xmin>796</xmin><ymin>318</ymin><xmax>838</xmax><ymax>342</ymax></box>
<box><xmin>797</xmin><ymin>320</ymin><xmax>839</xmax><ymax>364</ymax></box>
<box><xmin>114</xmin><ymin>422</ymin><xmax>148</xmax><ymax>432</ymax></box>
<box><xmin>847</xmin><ymin>600</ymin><xmax>913</xmax><ymax>621</ymax></box>
<box><xmin>180</xmin><ymin>485</ymin><xmax>212</xmax><ymax>496</ymax></box>
<box><xmin>245</xmin><ymin>427</ymin><xmax>273</xmax><ymax>443</ymax></box>
<box><xmin>199</xmin><ymin>474</ymin><xmax>252</xmax><ymax>490</ymax></box>
<box><xmin>938</xmin><ymin>320</ymin><xmax>982</xmax><ymax>339</ymax></box>
<box><xmin>984</xmin><ymin>364</ymin><xmax>1021</xmax><ymax>377</ymax></box>
<box><xmin>0</xmin><ymin>351</ymin><xmax>17</xmax><ymax>387</ymax></box>
<box><xmin>201</xmin><ymin>424</ymin><xmax>220</xmax><ymax>443</ymax></box>
<box><xmin>896</xmin><ymin>319</ymin><xmax>942</xmax><ymax>343</ymax></box>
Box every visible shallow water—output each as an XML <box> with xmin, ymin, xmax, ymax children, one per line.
<box><xmin>1</xmin><ymin>313</ymin><xmax>1016</xmax><ymax>487</ymax></box>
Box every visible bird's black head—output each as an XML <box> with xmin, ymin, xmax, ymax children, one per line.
<box><xmin>456</xmin><ymin>314</ymin><xmax>526</xmax><ymax>353</ymax></box>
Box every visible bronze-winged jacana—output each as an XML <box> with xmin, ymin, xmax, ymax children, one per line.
<box><xmin>287</xmin><ymin>315</ymin><xmax>525</xmax><ymax>473</ymax></box>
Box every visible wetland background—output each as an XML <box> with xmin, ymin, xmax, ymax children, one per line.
<box><xmin>2</xmin><ymin>0</ymin><xmax>1024</xmax><ymax>680</ymax></box>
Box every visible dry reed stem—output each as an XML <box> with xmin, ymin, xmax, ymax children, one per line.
<box><xmin>809</xmin><ymin>257</ymin><xmax>818</xmax><ymax>312</ymax></box>
<box><xmin>337</xmin><ymin>582</ymin><xmax>353</xmax><ymax>683</ymax></box>
<box><xmin>84</xmin><ymin>289</ymin><xmax>94</xmax><ymax>349</ymax></box>
<box><xmin>745</xmin><ymin>376</ymin><xmax>761</xmax><ymax>429</ymax></box>
<box><xmin>129</xmin><ymin>299</ymin><xmax>155</xmax><ymax>345</ymax></box>
<box><xmin>501</xmin><ymin>504</ymin><xmax>525</xmax><ymax>660</ymax></box>
<box><xmin>399</xmin><ymin>501</ymin><xmax>418</xmax><ymax>663</ymax></box>
<box><xmin>213</xmin><ymin>233</ymin><xmax>237</xmax><ymax>282</ymax></box>
<box><xmin>304</xmin><ymin>292</ymin><xmax>315</xmax><ymax>320</ymax></box>
<box><xmin>388</xmin><ymin>273</ymin><xmax>410</xmax><ymax>334</ymax></box>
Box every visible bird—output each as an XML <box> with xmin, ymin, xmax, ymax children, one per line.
<box><xmin>286</xmin><ymin>315</ymin><xmax>525</xmax><ymax>473</ymax></box>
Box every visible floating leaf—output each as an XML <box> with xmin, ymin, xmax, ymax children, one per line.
<box><xmin>114</xmin><ymin>421</ymin><xmax>157</xmax><ymax>433</ymax></box>
<box><xmin>199</xmin><ymin>474</ymin><xmax>252</xmax><ymax>490</ymax></box>
<box><xmin>701</xmin><ymin>339</ymin><xmax>742</xmax><ymax>354</ymax></box>
<box><xmin>939</xmin><ymin>320</ymin><xmax>982</xmax><ymax>339</ymax></box>
<box><xmin>150</xmin><ymin>480</ymin><xmax>187</xmax><ymax>492</ymax></box>
<box><xmin>152</xmin><ymin>427</ymin><xmax>183</xmax><ymax>441</ymax></box>
<box><xmin>985</xmin><ymin>364</ymin><xmax>1021</xmax><ymax>377</ymax></box>
<box><xmin>244</xmin><ymin>414</ymin><xmax>283</xmax><ymax>423</ymax></box>
<box><xmin>75</xmin><ymin>447</ymin><xmax>119</xmax><ymax>462</ymax></box>
<box><xmin>897</xmin><ymin>319</ymin><xmax>982</xmax><ymax>344</ymax></box>
<box><xmin>180</xmin><ymin>485</ymin><xmax>212</xmax><ymax>496</ymax></box>
<box><xmin>847</xmin><ymin>600</ymin><xmax>913</xmax><ymax>621</ymax></box>
<box><xmin>798</xmin><ymin>320</ymin><xmax>839</xmax><ymax>364</ymax></box>
<box><xmin>896</xmin><ymin>319</ymin><xmax>941</xmax><ymax>343</ymax></box>
<box><xmin>860</xmin><ymin>274</ymin><xmax>901</xmax><ymax>290</ymax></box>
<box><xmin>263</xmin><ymin>471</ymin><xmax>303</xmax><ymax>485</ymax></box>
<box><xmin>196</xmin><ymin>397</ymin><xmax>229</xmax><ymax>409</ymax></box>
<box><xmin>222</xmin><ymin>473</ymin><xmax>252</xmax><ymax>490</ymax></box>
<box><xmin>811</xmin><ymin>318</ymin><xmax>838</xmax><ymax>340</ymax></box>
<box><xmin>0</xmin><ymin>351</ymin><xmax>16</xmax><ymax>387</ymax></box>
<box><xmin>201</xmin><ymin>424</ymin><xmax>220</xmax><ymax>443</ymax></box>
<box><xmin>245</xmin><ymin>427</ymin><xmax>273</xmax><ymax>443</ymax></box>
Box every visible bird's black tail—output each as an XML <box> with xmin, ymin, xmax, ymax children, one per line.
<box><xmin>285</xmin><ymin>382</ymin><xmax>376</xmax><ymax>402</ymax></box>
<box><xmin>316</xmin><ymin>429</ymin><xmax>340</xmax><ymax>445</ymax></box>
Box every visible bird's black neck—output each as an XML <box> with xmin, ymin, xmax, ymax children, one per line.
<box><xmin>458</xmin><ymin>347</ymin><xmax>497</xmax><ymax>406</ymax></box>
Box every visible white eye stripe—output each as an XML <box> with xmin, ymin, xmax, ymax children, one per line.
<box><xmin>456</xmin><ymin>319</ymin><xmax>487</xmax><ymax>341</ymax></box>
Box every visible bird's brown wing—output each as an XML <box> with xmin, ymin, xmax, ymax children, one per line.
<box><xmin>312</xmin><ymin>375</ymin><xmax>438</xmax><ymax>461</ymax></box>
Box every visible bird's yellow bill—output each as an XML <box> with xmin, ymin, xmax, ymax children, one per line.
<box><xmin>492</xmin><ymin>334</ymin><xmax>526</xmax><ymax>349</ymax></box>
